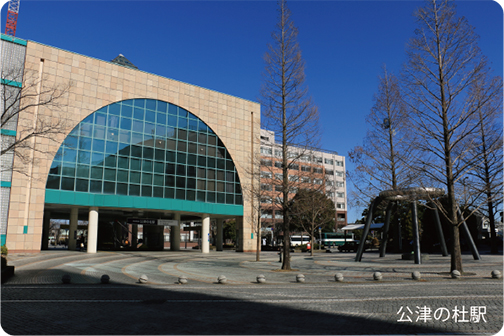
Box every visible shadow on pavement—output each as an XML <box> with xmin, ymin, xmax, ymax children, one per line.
<box><xmin>2</xmin><ymin>269</ymin><xmax>451</xmax><ymax>335</ymax></box>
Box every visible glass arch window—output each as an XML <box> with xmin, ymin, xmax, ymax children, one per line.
<box><xmin>46</xmin><ymin>99</ymin><xmax>243</xmax><ymax>205</ymax></box>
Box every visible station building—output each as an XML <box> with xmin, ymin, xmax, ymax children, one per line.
<box><xmin>1</xmin><ymin>34</ymin><xmax>260</xmax><ymax>253</ymax></box>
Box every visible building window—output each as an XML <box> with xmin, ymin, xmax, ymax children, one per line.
<box><xmin>336</xmin><ymin>160</ymin><xmax>344</xmax><ymax>167</ymax></box>
<box><xmin>326</xmin><ymin>180</ymin><xmax>334</xmax><ymax>186</ymax></box>
<box><xmin>313</xmin><ymin>167</ymin><xmax>323</xmax><ymax>174</ymax></box>
<box><xmin>325</xmin><ymin>158</ymin><xmax>334</xmax><ymax>165</ymax></box>
<box><xmin>337</xmin><ymin>192</ymin><xmax>345</xmax><ymax>198</ymax></box>
<box><xmin>289</xmin><ymin>164</ymin><xmax>299</xmax><ymax>171</ymax></box>
<box><xmin>314</xmin><ymin>178</ymin><xmax>323</xmax><ymax>185</ymax></box>
<box><xmin>261</xmin><ymin>147</ymin><xmax>272</xmax><ymax>155</ymax></box>
<box><xmin>301</xmin><ymin>165</ymin><xmax>311</xmax><ymax>172</ymax></box>
<box><xmin>46</xmin><ymin>99</ymin><xmax>243</xmax><ymax>205</ymax></box>
<box><xmin>336</xmin><ymin>181</ymin><xmax>345</xmax><ymax>188</ymax></box>
<box><xmin>289</xmin><ymin>175</ymin><xmax>299</xmax><ymax>182</ymax></box>
<box><xmin>261</xmin><ymin>184</ymin><xmax>272</xmax><ymax>191</ymax></box>
<box><xmin>261</xmin><ymin>197</ymin><xmax>272</xmax><ymax>204</ymax></box>
<box><xmin>274</xmin><ymin>161</ymin><xmax>282</xmax><ymax>168</ymax></box>
<box><xmin>261</xmin><ymin>159</ymin><xmax>272</xmax><ymax>166</ymax></box>
<box><xmin>260</xmin><ymin>136</ymin><xmax>269</xmax><ymax>141</ymax></box>
<box><xmin>337</xmin><ymin>203</ymin><xmax>345</xmax><ymax>209</ymax></box>
<box><xmin>325</xmin><ymin>169</ymin><xmax>334</xmax><ymax>175</ymax></box>
<box><xmin>261</xmin><ymin>171</ymin><xmax>272</xmax><ymax>179</ymax></box>
<box><xmin>335</xmin><ymin>171</ymin><xmax>344</xmax><ymax>177</ymax></box>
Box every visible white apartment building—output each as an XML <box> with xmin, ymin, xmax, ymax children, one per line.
<box><xmin>259</xmin><ymin>129</ymin><xmax>347</xmax><ymax>235</ymax></box>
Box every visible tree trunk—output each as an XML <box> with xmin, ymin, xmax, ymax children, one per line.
<box><xmin>451</xmin><ymin>224</ymin><xmax>463</xmax><ymax>272</ymax></box>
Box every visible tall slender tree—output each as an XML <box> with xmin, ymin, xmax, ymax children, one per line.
<box><xmin>260</xmin><ymin>0</ymin><xmax>319</xmax><ymax>270</ymax></box>
<box><xmin>348</xmin><ymin>66</ymin><xmax>416</xmax><ymax>209</ymax></box>
<box><xmin>401</xmin><ymin>0</ymin><xmax>497</xmax><ymax>272</ymax></box>
<box><xmin>465</xmin><ymin>75</ymin><xmax>503</xmax><ymax>254</ymax></box>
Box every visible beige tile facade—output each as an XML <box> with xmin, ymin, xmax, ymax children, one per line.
<box><xmin>6</xmin><ymin>40</ymin><xmax>261</xmax><ymax>253</ymax></box>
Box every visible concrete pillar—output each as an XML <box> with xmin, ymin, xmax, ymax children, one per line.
<box><xmin>68</xmin><ymin>207</ymin><xmax>78</xmax><ymax>251</ymax></box>
<box><xmin>87</xmin><ymin>207</ymin><xmax>98</xmax><ymax>254</ymax></box>
<box><xmin>202</xmin><ymin>215</ymin><xmax>210</xmax><ymax>253</ymax></box>
<box><xmin>170</xmin><ymin>213</ymin><xmax>181</xmax><ymax>251</ymax></box>
<box><xmin>216</xmin><ymin>219</ymin><xmax>224</xmax><ymax>251</ymax></box>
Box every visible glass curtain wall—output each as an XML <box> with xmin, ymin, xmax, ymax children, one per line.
<box><xmin>46</xmin><ymin>99</ymin><xmax>243</xmax><ymax>205</ymax></box>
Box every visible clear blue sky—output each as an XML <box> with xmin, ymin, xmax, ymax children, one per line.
<box><xmin>1</xmin><ymin>0</ymin><xmax>502</xmax><ymax>222</ymax></box>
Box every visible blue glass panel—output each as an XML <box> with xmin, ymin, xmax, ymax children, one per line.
<box><xmin>142</xmin><ymin>160</ymin><xmax>153</xmax><ymax>172</ymax></box>
<box><xmin>142</xmin><ymin>173</ymin><xmax>152</xmax><ymax>185</ymax></box>
<box><xmin>153</xmin><ymin>174</ymin><xmax>164</xmax><ymax>186</ymax></box>
<box><xmin>107</xmin><ymin>128</ymin><xmax>119</xmax><ymax>141</ymax></box>
<box><xmin>64</xmin><ymin>135</ymin><xmax>78</xmax><ymax>149</ymax></box>
<box><xmin>188</xmin><ymin>119</ymin><xmax>198</xmax><ymax>131</ymax></box>
<box><xmin>167</xmin><ymin>115</ymin><xmax>177</xmax><ymax>127</ymax></box>
<box><xmin>178</xmin><ymin>108</ymin><xmax>188</xmax><ymax>118</ymax></box>
<box><xmin>77</xmin><ymin>150</ymin><xmax>91</xmax><ymax>165</ymax></box>
<box><xmin>117</xmin><ymin>157</ymin><xmax>129</xmax><ymax>169</ymax></box>
<box><xmin>91</xmin><ymin>167</ymin><xmax>103</xmax><ymax>179</ymax></box>
<box><xmin>146</xmin><ymin>100</ymin><xmax>157</xmax><ymax>111</ymax></box>
<box><xmin>104</xmin><ymin>168</ymin><xmax>116</xmax><ymax>181</ymax></box>
<box><xmin>105</xmin><ymin>141</ymin><xmax>118</xmax><ymax>154</ymax></box>
<box><xmin>104</xmin><ymin>155</ymin><xmax>116</xmax><ymax>168</ymax></box>
<box><xmin>117</xmin><ymin>170</ymin><xmax>128</xmax><ymax>182</ymax></box>
<box><xmin>134</xmin><ymin>99</ymin><xmax>145</xmax><ymax>107</ymax></box>
<box><xmin>131</xmin><ymin>132</ymin><xmax>143</xmax><ymax>144</ymax></box>
<box><xmin>63</xmin><ymin>149</ymin><xmax>77</xmax><ymax>162</ymax></box>
<box><xmin>121</xmin><ymin>104</ymin><xmax>133</xmax><ymax>118</ymax></box>
<box><xmin>62</xmin><ymin>162</ymin><xmax>76</xmax><ymax>176</ymax></box>
<box><xmin>134</xmin><ymin>107</ymin><xmax>144</xmax><ymax>120</ymax></box>
<box><xmin>129</xmin><ymin>184</ymin><xmax>140</xmax><ymax>196</ymax></box>
<box><xmin>145</xmin><ymin>110</ymin><xmax>156</xmax><ymax>123</ymax></box>
<box><xmin>61</xmin><ymin>177</ymin><xmax>75</xmax><ymax>191</ymax></box>
<box><xmin>130</xmin><ymin>158</ymin><xmax>141</xmax><ymax>170</ymax></box>
<box><xmin>49</xmin><ymin>162</ymin><xmax>61</xmax><ymax>175</ymax></box>
<box><xmin>144</xmin><ymin>122</ymin><xmax>155</xmax><ymax>135</ymax></box>
<box><xmin>104</xmin><ymin>182</ymin><xmax>115</xmax><ymax>194</ymax></box>
<box><xmin>109</xmin><ymin>104</ymin><xmax>120</xmax><ymax>116</ymax></box>
<box><xmin>168</xmin><ymin>104</ymin><xmax>178</xmax><ymax>115</ymax></box>
<box><xmin>178</xmin><ymin>118</ymin><xmax>187</xmax><ymax>129</ymax></box>
<box><xmin>95</xmin><ymin>113</ymin><xmax>107</xmax><ymax>126</ymax></box>
<box><xmin>132</xmin><ymin>120</ymin><xmax>143</xmax><ymax>133</ymax></box>
<box><xmin>94</xmin><ymin>125</ymin><xmax>106</xmax><ymax>139</ymax></box>
<box><xmin>78</xmin><ymin>137</ymin><xmax>92</xmax><ymax>151</ymax></box>
<box><xmin>93</xmin><ymin>139</ymin><xmax>105</xmax><ymax>152</ymax></box>
<box><xmin>142</xmin><ymin>186</ymin><xmax>152</xmax><ymax>197</ymax></box>
<box><xmin>157</xmin><ymin>113</ymin><xmax>166</xmax><ymax>125</ymax></box>
<box><xmin>156</xmin><ymin>125</ymin><xmax>166</xmax><ymax>137</ymax></box>
<box><xmin>130</xmin><ymin>172</ymin><xmax>141</xmax><ymax>184</ymax></box>
<box><xmin>157</xmin><ymin>101</ymin><xmax>168</xmax><ymax>113</ymax></box>
<box><xmin>118</xmin><ymin>144</ymin><xmax>130</xmax><ymax>156</ymax></box>
<box><xmin>107</xmin><ymin>115</ymin><xmax>119</xmax><ymax>128</ymax></box>
<box><xmin>91</xmin><ymin>152</ymin><xmax>104</xmax><ymax>166</ymax></box>
<box><xmin>117</xmin><ymin>183</ymin><xmax>128</xmax><ymax>195</ymax></box>
<box><xmin>122</xmin><ymin>99</ymin><xmax>134</xmax><ymax>107</ymax></box>
<box><xmin>76</xmin><ymin>165</ymin><xmax>89</xmax><ymax>178</ymax></box>
<box><xmin>119</xmin><ymin>130</ymin><xmax>131</xmax><ymax>144</ymax></box>
<box><xmin>76</xmin><ymin>179</ymin><xmax>89</xmax><ymax>192</ymax></box>
<box><xmin>80</xmin><ymin>123</ymin><xmax>93</xmax><ymax>137</ymax></box>
<box><xmin>46</xmin><ymin>175</ymin><xmax>60</xmax><ymax>189</ymax></box>
<box><xmin>90</xmin><ymin>180</ymin><xmax>102</xmax><ymax>193</ymax></box>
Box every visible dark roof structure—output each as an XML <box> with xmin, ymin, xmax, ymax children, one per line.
<box><xmin>110</xmin><ymin>54</ymin><xmax>138</xmax><ymax>70</ymax></box>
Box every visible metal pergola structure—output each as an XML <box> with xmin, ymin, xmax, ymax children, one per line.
<box><xmin>355</xmin><ymin>187</ymin><xmax>481</xmax><ymax>264</ymax></box>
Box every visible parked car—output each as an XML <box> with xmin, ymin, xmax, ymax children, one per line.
<box><xmin>338</xmin><ymin>241</ymin><xmax>360</xmax><ymax>252</ymax></box>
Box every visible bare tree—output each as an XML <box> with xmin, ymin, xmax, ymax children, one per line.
<box><xmin>465</xmin><ymin>75</ymin><xmax>503</xmax><ymax>254</ymax></box>
<box><xmin>1</xmin><ymin>66</ymin><xmax>72</xmax><ymax>176</ymax></box>
<box><xmin>401</xmin><ymin>0</ymin><xmax>499</xmax><ymax>272</ymax></box>
<box><xmin>348</xmin><ymin>66</ymin><xmax>416</xmax><ymax>208</ymax></box>
<box><xmin>260</xmin><ymin>0</ymin><xmax>319</xmax><ymax>270</ymax></box>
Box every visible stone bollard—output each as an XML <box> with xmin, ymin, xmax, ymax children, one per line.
<box><xmin>62</xmin><ymin>274</ymin><xmax>71</xmax><ymax>284</ymax></box>
<box><xmin>334</xmin><ymin>273</ymin><xmax>344</xmax><ymax>282</ymax></box>
<box><xmin>451</xmin><ymin>270</ymin><xmax>461</xmax><ymax>279</ymax></box>
<box><xmin>178</xmin><ymin>276</ymin><xmax>188</xmax><ymax>284</ymax></box>
<box><xmin>411</xmin><ymin>271</ymin><xmax>421</xmax><ymax>280</ymax></box>
<box><xmin>256</xmin><ymin>274</ymin><xmax>266</xmax><ymax>284</ymax></box>
<box><xmin>138</xmin><ymin>274</ymin><xmax>148</xmax><ymax>284</ymax></box>
<box><xmin>373</xmin><ymin>272</ymin><xmax>382</xmax><ymax>281</ymax></box>
<box><xmin>491</xmin><ymin>270</ymin><xmax>502</xmax><ymax>279</ymax></box>
<box><xmin>217</xmin><ymin>275</ymin><xmax>227</xmax><ymax>284</ymax></box>
<box><xmin>296</xmin><ymin>274</ymin><xmax>305</xmax><ymax>283</ymax></box>
<box><xmin>100</xmin><ymin>274</ymin><xmax>110</xmax><ymax>284</ymax></box>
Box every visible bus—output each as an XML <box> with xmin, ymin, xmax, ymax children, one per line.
<box><xmin>320</xmin><ymin>232</ymin><xmax>355</xmax><ymax>247</ymax></box>
<box><xmin>290</xmin><ymin>235</ymin><xmax>312</xmax><ymax>246</ymax></box>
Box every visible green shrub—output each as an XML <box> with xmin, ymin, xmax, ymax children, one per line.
<box><xmin>1</xmin><ymin>244</ymin><xmax>7</xmax><ymax>256</ymax></box>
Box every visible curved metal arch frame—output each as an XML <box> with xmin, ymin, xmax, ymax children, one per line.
<box><xmin>355</xmin><ymin>187</ymin><xmax>481</xmax><ymax>264</ymax></box>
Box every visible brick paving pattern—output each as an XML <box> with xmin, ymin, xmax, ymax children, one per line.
<box><xmin>2</xmin><ymin>250</ymin><xmax>502</xmax><ymax>334</ymax></box>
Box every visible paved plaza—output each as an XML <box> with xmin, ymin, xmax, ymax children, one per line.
<box><xmin>1</xmin><ymin>249</ymin><xmax>503</xmax><ymax>335</ymax></box>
